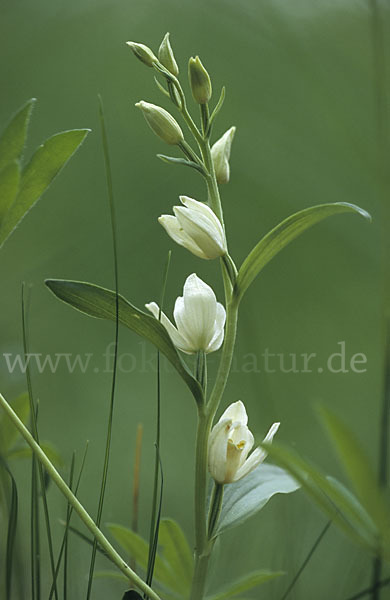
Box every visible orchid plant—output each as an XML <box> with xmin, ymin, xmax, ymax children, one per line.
<box><xmin>2</xmin><ymin>32</ymin><xmax>388</xmax><ymax>600</ymax></box>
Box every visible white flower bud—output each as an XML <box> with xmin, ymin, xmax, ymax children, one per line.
<box><xmin>211</xmin><ymin>126</ymin><xmax>236</xmax><ymax>184</ymax></box>
<box><xmin>126</xmin><ymin>42</ymin><xmax>157</xmax><ymax>67</ymax></box>
<box><xmin>158</xmin><ymin>32</ymin><xmax>179</xmax><ymax>77</ymax></box>
<box><xmin>158</xmin><ymin>196</ymin><xmax>226</xmax><ymax>260</ymax></box>
<box><xmin>208</xmin><ymin>401</ymin><xmax>280</xmax><ymax>484</ymax></box>
<box><xmin>135</xmin><ymin>101</ymin><xmax>184</xmax><ymax>145</ymax></box>
<box><xmin>146</xmin><ymin>273</ymin><xmax>225</xmax><ymax>354</ymax></box>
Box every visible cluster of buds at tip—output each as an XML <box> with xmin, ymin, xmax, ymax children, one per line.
<box><xmin>158</xmin><ymin>32</ymin><xmax>179</xmax><ymax>77</ymax></box>
<box><xmin>211</xmin><ymin>127</ymin><xmax>236</xmax><ymax>184</ymax></box>
<box><xmin>146</xmin><ymin>273</ymin><xmax>226</xmax><ymax>354</ymax></box>
<box><xmin>208</xmin><ymin>401</ymin><xmax>280</xmax><ymax>484</ymax></box>
<box><xmin>126</xmin><ymin>41</ymin><xmax>157</xmax><ymax>67</ymax></box>
<box><xmin>188</xmin><ymin>56</ymin><xmax>212</xmax><ymax>104</ymax></box>
<box><xmin>159</xmin><ymin>196</ymin><xmax>227</xmax><ymax>260</ymax></box>
<box><xmin>135</xmin><ymin>101</ymin><xmax>184</xmax><ymax>145</ymax></box>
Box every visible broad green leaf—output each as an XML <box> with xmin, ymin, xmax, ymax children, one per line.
<box><xmin>216</xmin><ymin>464</ymin><xmax>300</xmax><ymax>535</ymax></box>
<box><xmin>0</xmin><ymin>129</ymin><xmax>90</xmax><ymax>248</ymax></box>
<box><xmin>0</xmin><ymin>392</ymin><xmax>29</xmax><ymax>456</ymax></box>
<box><xmin>0</xmin><ymin>98</ymin><xmax>35</xmax><ymax>172</ymax></box>
<box><xmin>0</xmin><ymin>161</ymin><xmax>20</xmax><ymax>221</ymax></box>
<box><xmin>159</xmin><ymin>519</ymin><xmax>193</xmax><ymax>589</ymax></box>
<box><xmin>45</xmin><ymin>279</ymin><xmax>203</xmax><ymax>404</ymax></box>
<box><xmin>318</xmin><ymin>406</ymin><xmax>390</xmax><ymax>543</ymax></box>
<box><xmin>106</xmin><ymin>523</ymin><xmax>182</xmax><ymax>595</ymax></box>
<box><xmin>207</xmin><ymin>570</ymin><xmax>283</xmax><ymax>600</ymax></box>
<box><xmin>234</xmin><ymin>202</ymin><xmax>370</xmax><ymax>302</ymax></box>
<box><xmin>262</xmin><ymin>442</ymin><xmax>380</xmax><ymax>554</ymax></box>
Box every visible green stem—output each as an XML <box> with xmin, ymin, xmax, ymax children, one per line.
<box><xmin>207</xmin><ymin>482</ymin><xmax>224</xmax><ymax>539</ymax></box>
<box><xmin>0</xmin><ymin>393</ymin><xmax>162</xmax><ymax>600</ymax></box>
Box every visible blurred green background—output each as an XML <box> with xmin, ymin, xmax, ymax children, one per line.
<box><xmin>1</xmin><ymin>0</ymin><xmax>389</xmax><ymax>598</ymax></box>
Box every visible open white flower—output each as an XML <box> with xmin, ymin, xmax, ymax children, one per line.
<box><xmin>208</xmin><ymin>401</ymin><xmax>280</xmax><ymax>484</ymax></box>
<box><xmin>146</xmin><ymin>273</ymin><xmax>226</xmax><ymax>354</ymax></box>
<box><xmin>158</xmin><ymin>196</ymin><xmax>227</xmax><ymax>260</ymax></box>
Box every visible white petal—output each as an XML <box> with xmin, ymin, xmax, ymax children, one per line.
<box><xmin>233</xmin><ymin>447</ymin><xmax>264</xmax><ymax>482</ymax></box>
<box><xmin>208</xmin><ymin>419</ymin><xmax>231</xmax><ymax>484</ymax></box>
<box><xmin>158</xmin><ymin>215</ymin><xmax>208</xmax><ymax>259</ymax></box>
<box><xmin>233</xmin><ymin>422</ymin><xmax>280</xmax><ymax>481</ymax></box>
<box><xmin>172</xmin><ymin>296</ymin><xmax>198</xmax><ymax>353</ymax></box>
<box><xmin>174</xmin><ymin>207</ymin><xmax>225</xmax><ymax>259</ymax></box>
<box><xmin>179</xmin><ymin>195</ymin><xmax>225</xmax><ymax>238</ymax></box>
<box><xmin>145</xmin><ymin>302</ymin><xmax>192</xmax><ymax>353</ymax></box>
<box><xmin>181</xmin><ymin>274</ymin><xmax>217</xmax><ymax>350</ymax></box>
<box><xmin>206</xmin><ymin>302</ymin><xmax>226</xmax><ymax>353</ymax></box>
<box><xmin>219</xmin><ymin>400</ymin><xmax>248</xmax><ymax>426</ymax></box>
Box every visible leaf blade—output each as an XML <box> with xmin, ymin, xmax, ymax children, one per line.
<box><xmin>216</xmin><ymin>463</ymin><xmax>300</xmax><ymax>535</ymax></box>
<box><xmin>0</xmin><ymin>98</ymin><xmax>36</xmax><ymax>172</ymax></box>
<box><xmin>207</xmin><ymin>570</ymin><xmax>284</xmax><ymax>600</ymax></box>
<box><xmin>45</xmin><ymin>279</ymin><xmax>203</xmax><ymax>404</ymax></box>
<box><xmin>0</xmin><ymin>161</ymin><xmax>20</xmax><ymax>222</ymax></box>
<box><xmin>159</xmin><ymin>518</ymin><xmax>193</xmax><ymax>588</ymax></box>
<box><xmin>0</xmin><ymin>129</ymin><xmax>90</xmax><ymax>248</ymax></box>
<box><xmin>235</xmin><ymin>202</ymin><xmax>371</xmax><ymax>301</ymax></box>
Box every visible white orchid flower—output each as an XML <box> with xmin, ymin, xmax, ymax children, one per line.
<box><xmin>158</xmin><ymin>196</ymin><xmax>227</xmax><ymax>260</ymax></box>
<box><xmin>146</xmin><ymin>273</ymin><xmax>226</xmax><ymax>354</ymax></box>
<box><xmin>208</xmin><ymin>401</ymin><xmax>280</xmax><ymax>484</ymax></box>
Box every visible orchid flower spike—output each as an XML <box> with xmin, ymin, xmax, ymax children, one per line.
<box><xmin>158</xmin><ymin>196</ymin><xmax>227</xmax><ymax>260</ymax></box>
<box><xmin>146</xmin><ymin>273</ymin><xmax>226</xmax><ymax>354</ymax></box>
<box><xmin>208</xmin><ymin>401</ymin><xmax>280</xmax><ymax>484</ymax></box>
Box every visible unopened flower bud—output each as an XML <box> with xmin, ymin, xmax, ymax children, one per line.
<box><xmin>158</xmin><ymin>32</ymin><xmax>179</xmax><ymax>77</ymax></box>
<box><xmin>126</xmin><ymin>42</ymin><xmax>157</xmax><ymax>67</ymax></box>
<box><xmin>135</xmin><ymin>101</ymin><xmax>184</xmax><ymax>145</ymax></box>
<box><xmin>211</xmin><ymin>126</ymin><xmax>236</xmax><ymax>184</ymax></box>
<box><xmin>188</xmin><ymin>56</ymin><xmax>212</xmax><ymax>104</ymax></box>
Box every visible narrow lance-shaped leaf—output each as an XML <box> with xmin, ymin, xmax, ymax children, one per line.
<box><xmin>0</xmin><ymin>128</ymin><xmax>90</xmax><ymax>248</ymax></box>
<box><xmin>158</xmin><ymin>518</ymin><xmax>193</xmax><ymax>589</ymax></box>
<box><xmin>157</xmin><ymin>154</ymin><xmax>206</xmax><ymax>176</ymax></box>
<box><xmin>0</xmin><ymin>98</ymin><xmax>36</xmax><ymax>172</ymax></box>
<box><xmin>234</xmin><ymin>202</ymin><xmax>371</xmax><ymax>302</ymax></box>
<box><xmin>45</xmin><ymin>279</ymin><xmax>203</xmax><ymax>404</ymax></box>
<box><xmin>262</xmin><ymin>441</ymin><xmax>381</xmax><ymax>554</ymax></box>
<box><xmin>106</xmin><ymin>524</ymin><xmax>182</xmax><ymax>594</ymax></box>
<box><xmin>0</xmin><ymin>161</ymin><xmax>20</xmax><ymax>222</ymax></box>
<box><xmin>207</xmin><ymin>570</ymin><xmax>284</xmax><ymax>600</ymax></box>
<box><xmin>216</xmin><ymin>463</ymin><xmax>300</xmax><ymax>536</ymax></box>
<box><xmin>318</xmin><ymin>406</ymin><xmax>390</xmax><ymax>541</ymax></box>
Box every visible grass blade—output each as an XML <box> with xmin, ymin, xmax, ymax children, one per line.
<box><xmin>85</xmin><ymin>96</ymin><xmax>120</xmax><ymax>599</ymax></box>
<box><xmin>0</xmin><ymin>459</ymin><xmax>19</xmax><ymax>600</ymax></box>
<box><xmin>22</xmin><ymin>284</ymin><xmax>58</xmax><ymax>599</ymax></box>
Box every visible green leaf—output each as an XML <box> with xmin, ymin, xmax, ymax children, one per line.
<box><xmin>106</xmin><ymin>524</ymin><xmax>181</xmax><ymax>594</ymax></box>
<box><xmin>0</xmin><ymin>161</ymin><xmax>20</xmax><ymax>222</ymax></box>
<box><xmin>0</xmin><ymin>98</ymin><xmax>36</xmax><ymax>172</ymax></box>
<box><xmin>157</xmin><ymin>154</ymin><xmax>206</xmax><ymax>175</ymax></box>
<box><xmin>207</xmin><ymin>570</ymin><xmax>283</xmax><ymax>600</ymax></box>
<box><xmin>209</xmin><ymin>86</ymin><xmax>226</xmax><ymax>130</ymax></box>
<box><xmin>0</xmin><ymin>459</ymin><xmax>19</xmax><ymax>600</ymax></box>
<box><xmin>216</xmin><ymin>464</ymin><xmax>300</xmax><ymax>535</ymax></box>
<box><xmin>0</xmin><ymin>128</ymin><xmax>90</xmax><ymax>248</ymax></box>
<box><xmin>8</xmin><ymin>440</ymin><xmax>63</xmax><ymax>468</ymax></box>
<box><xmin>159</xmin><ymin>519</ymin><xmax>193</xmax><ymax>589</ymax></box>
<box><xmin>45</xmin><ymin>279</ymin><xmax>203</xmax><ymax>404</ymax></box>
<box><xmin>262</xmin><ymin>442</ymin><xmax>381</xmax><ymax>554</ymax></box>
<box><xmin>234</xmin><ymin>202</ymin><xmax>371</xmax><ymax>302</ymax></box>
<box><xmin>0</xmin><ymin>392</ymin><xmax>29</xmax><ymax>456</ymax></box>
<box><xmin>318</xmin><ymin>406</ymin><xmax>390</xmax><ymax>542</ymax></box>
